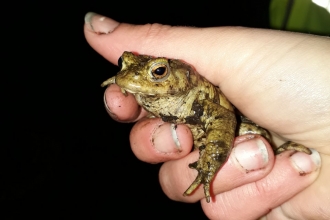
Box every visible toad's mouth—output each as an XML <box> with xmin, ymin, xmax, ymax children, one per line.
<box><xmin>120</xmin><ymin>88</ymin><xmax>156</xmax><ymax>96</ymax></box>
<box><xmin>101</xmin><ymin>76</ymin><xmax>157</xmax><ymax>96</ymax></box>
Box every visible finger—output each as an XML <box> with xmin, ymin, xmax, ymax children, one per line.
<box><xmin>103</xmin><ymin>84</ymin><xmax>148</xmax><ymax>122</ymax></box>
<box><xmin>84</xmin><ymin>12</ymin><xmax>328</xmax><ymax>88</ymax></box>
<box><xmin>84</xmin><ymin>12</ymin><xmax>271</xmax><ymax>85</ymax></box>
<box><xmin>159</xmin><ymin>135</ymin><xmax>275</xmax><ymax>203</ymax></box>
<box><xmin>129</xmin><ymin>118</ymin><xmax>194</xmax><ymax>163</ymax></box>
<box><xmin>265</xmin><ymin>152</ymin><xmax>327</xmax><ymax>220</ymax></box>
<box><xmin>201</xmin><ymin>149</ymin><xmax>321</xmax><ymax>220</ymax></box>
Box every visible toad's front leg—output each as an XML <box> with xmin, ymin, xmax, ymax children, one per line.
<box><xmin>184</xmin><ymin>101</ymin><xmax>236</xmax><ymax>202</ymax></box>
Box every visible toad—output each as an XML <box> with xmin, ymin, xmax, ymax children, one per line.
<box><xmin>101</xmin><ymin>52</ymin><xmax>312</xmax><ymax>203</ymax></box>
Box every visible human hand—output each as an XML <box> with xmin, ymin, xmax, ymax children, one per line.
<box><xmin>84</xmin><ymin>12</ymin><xmax>330</xmax><ymax>219</ymax></box>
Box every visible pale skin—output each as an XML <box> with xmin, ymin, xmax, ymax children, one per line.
<box><xmin>84</xmin><ymin>13</ymin><xmax>330</xmax><ymax>219</ymax></box>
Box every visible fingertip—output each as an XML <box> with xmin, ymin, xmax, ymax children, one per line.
<box><xmin>290</xmin><ymin>149</ymin><xmax>321</xmax><ymax>175</ymax></box>
<box><xmin>84</xmin><ymin>12</ymin><xmax>125</xmax><ymax>64</ymax></box>
<box><xmin>103</xmin><ymin>84</ymin><xmax>143</xmax><ymax>122</ymax></box>
<box><xmin>231</xmin><ymin>135</ymin><xmax>274</xmax><ymax>173</ymax></box>
<box><xmin>84</xmin><ymin>13</ymin><xmax>162</xmax><ymax>65</ymax></box>
<box><xmin>84</xmin><ymin>12</ymin><xmax>120</xmax><ymax>35</ymax></box>
<box><xmin>130</xmin><ymin>119</ymin><xmax>193</xmax><ymax>164</ymax></box>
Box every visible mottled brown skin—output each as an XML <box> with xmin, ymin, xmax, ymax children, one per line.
<box><xmin>101</xmin><ymin>52</ymin><xmax>312</xmax><ymax>203</ymax></box>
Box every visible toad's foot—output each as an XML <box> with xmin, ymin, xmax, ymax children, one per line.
<box><xmin>101</xmin><ymin>76</ymin><xmax>116</xmax><ymax>87</ymax></box>
<box><xmin>276</xmin><ymin>141</ymin><xmax>312</xmax><ymax>155</ymax></box>
<box><xmin>183</xmin><ymin>160</ymin><xmax>213</xmax><ymax>203</ymax></box>
<box><xmin>183</xmin><ymin>142</ymin><xmax>229</xmax><ymax>203</ymax></box>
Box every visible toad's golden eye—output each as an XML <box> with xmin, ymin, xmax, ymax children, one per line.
<box><xmin>150</xmin><ymin>63</ymin><xmax>169</xmax><ymax>79</ymax></box>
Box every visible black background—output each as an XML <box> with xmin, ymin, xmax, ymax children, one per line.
<box><xmin>4</xmin><ymin>1</ymin><xmax>270</xmax><ymax>218</ymax></box>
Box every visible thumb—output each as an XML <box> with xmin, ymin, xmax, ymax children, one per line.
<box><xmin>83</xmin><ymin>12</ymin><xmax>276</xmax><ymax>86</ymax></box>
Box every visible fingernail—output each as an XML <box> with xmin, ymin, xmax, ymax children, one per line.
<box><xmin>290</xmin><ymin>149</ymin><xmax>321</xmax><ymax>175</ymax></box>
<box><xmin>103</xmin><ymin>90</ymin><xmax>118</xmax><ymax>120</ymax></box>
<box><xmin>170</xmin><ymin>124</ymin><xmax>181</xmax><ymax>150</ymax></box>
<box><xmin>152</xmin><ymin>123</ymin><xmax>182</xmax><ymax>153</ymax></box>
<box><xmin>233</xmin><ymin>138</ymin><xmax>269</xmax><ymax>172</ymax></box>
<box><xmin>84</xmin><ymin>12</ymin><xmax>119</xmax><ymax>34</ymax></box>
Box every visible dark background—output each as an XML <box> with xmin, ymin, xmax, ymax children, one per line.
<box><xmin>4</xmin><ymin>1</ymin><xmax>270</xmax><ymax>218</ymax></box>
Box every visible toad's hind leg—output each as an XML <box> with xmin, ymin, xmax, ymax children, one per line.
<box><xmin>183</xmin><ymin>103</ymin><xmax>236</xmax><ymax>202</ymax></box>
<box><xmin>238</xmin><ymin>116</ymin><xmax>312</xmax><ymax>155</ymax></box>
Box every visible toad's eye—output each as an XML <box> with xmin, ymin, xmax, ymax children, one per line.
<box><xmin>151</xmin><ymin>64</ymin><xmax>168</xmax><ymax>79</ymax></box>
<box><xmin>153</xmin><ymin>66</ymin><xmax>166</xmax><ymax>76</ymax></box>
<box><xmin>118</xmin><ymin>56</ymin><xmax>123</xmax><ymax>70</ymax></box>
